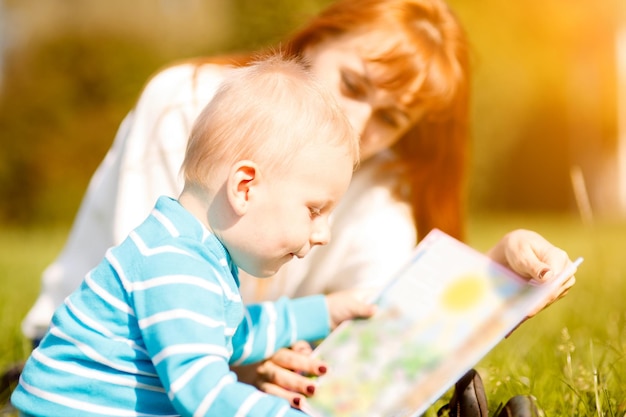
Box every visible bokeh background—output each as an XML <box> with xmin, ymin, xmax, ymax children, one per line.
<box><xmin>0</xmin><ymin>0</ymin><xmax>625</xmax><ymax>226</ymax></box>
<box><xmin>3</xmin><ymin>2</ymin><xmax>626</xmax><ymax>413</ymax></box>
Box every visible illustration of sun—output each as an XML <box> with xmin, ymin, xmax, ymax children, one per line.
<box><xmin>440</xmin><ymin>274</ymin><xmax>487</xmax><ymax>312</ymax></box>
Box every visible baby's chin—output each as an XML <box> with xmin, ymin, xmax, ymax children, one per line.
<box><xmin>253</xmin><ymin>255</ymin><xmax>295</xmax><ymax>278</ymax></box>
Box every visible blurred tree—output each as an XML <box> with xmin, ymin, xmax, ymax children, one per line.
<box><xmin>0</xmin><ymin>0</ymin><xmax>335</xmax><ymax>226</ymax></box>
<box><xmin>449</xmin><ymin>0</ymin><xmax>620</xmax><ymax>214</ymax></box>
<box><xmin>0</xmin><ymin>0</ymin><xmax>622</xmax><ymax>226</ymax></box>
<box><xmin>224</xmin><ymin>0</ymin><xmax>332</xmax><ymax>51</ymax></box>
<box><xmin>0</xmin><ymin>32</ymin><xmax>167</xmax><ymax>224</ymax></box>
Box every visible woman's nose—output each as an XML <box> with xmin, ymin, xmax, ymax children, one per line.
<box><xmin>341</xmin><ymin>98</ymin><xmax>372</xmax><ymax>136</ymax></box>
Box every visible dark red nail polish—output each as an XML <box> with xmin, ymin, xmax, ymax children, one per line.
<box><xmin>306</xmin><ymin>385</ymin><xmax>315</xmax><ymax>394</ymax></box>
<box><xmin>318</xmin><ymin>365</ymin><xmax>327</xmax><ymax>374</ymax></box>
<box><xmin>293</xmin><ymin>397</ymin><xmax>301</xmax><ymax>406</ymax></box>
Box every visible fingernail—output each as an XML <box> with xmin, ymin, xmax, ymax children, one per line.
<box><xmin>318</xmin><ymin>365</ymin><xmax>327</xmax><ymax>374</ymax></box>
<box><xmin>538</xmin><ymin>268</ymin><xmax>550</xmax><ymax>278</ymax></box>
<box><xmin>293</xmin><ymin>397</ymin><xmax>301</xmax><ymax>406</ymax></box>
<box><xmin>306</xmin><ymin>385</ymin><xmax>315</xmax><ymax>394</ymax></box>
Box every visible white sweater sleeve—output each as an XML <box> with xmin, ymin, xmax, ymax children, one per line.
<box><xmin>22</xmin><ymin>64</ymin><xmax>228</xmax><ymax>340</ymax></box>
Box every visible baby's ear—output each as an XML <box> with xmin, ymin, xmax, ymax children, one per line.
<box><xmin>227</xmin><ymin>160</ymin><xmax>257</xmax><ymax>216</ymax></box>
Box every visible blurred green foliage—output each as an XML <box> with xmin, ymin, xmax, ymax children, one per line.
<box><xmin>0</xmin><ymin>0</ymin><xmax>623</xmax><ymax>226</ymax></box>
<box><xmin>0</xmin><ymin>33</ymin><xmax>166</xmax><ymax>224</ymax></box>
<box><xmin>225</xmin><ymin>0</ymin><xmax>334</xmax><ymax>50</ymax></box>
<box><xmin>0</xmin><ymin>0</ymin><xmax>331</xmax><ymax>225</ymax></box>
<box><xmin>448</xmin><ymin>0</ymin><xmax>622</xmax><ymax>214</ymax></box>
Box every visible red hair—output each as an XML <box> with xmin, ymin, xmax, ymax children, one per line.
<box><xmin>284</xmin><ymin>0</ymin><xmax>470</xmax><ymax>242</ymax></box>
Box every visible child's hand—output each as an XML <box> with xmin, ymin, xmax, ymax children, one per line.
<box><xmin>235</xmin><ymin>290</ymin><xmax>375</xmax><ymax>409</ymax></box>
<box><xmin>325</xmin><ymin>288</ymin><xmax>377</xmax><ymax>330</ymax></box>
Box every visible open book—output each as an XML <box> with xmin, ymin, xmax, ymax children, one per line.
<box><xmin>302</xmin><ymin>229</ymin><xmax>582</xmax><ymax>417</ymax></box>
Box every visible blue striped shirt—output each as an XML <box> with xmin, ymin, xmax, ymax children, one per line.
<box><xmin>12</xmin><ymin>196</ymin><xmax>330</xmax><ymax>417</ymax></box>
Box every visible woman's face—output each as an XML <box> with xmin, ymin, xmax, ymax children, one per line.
<box><xmin>304</xmin><ymin>32</ymin><xmax>422</xmax><ymax>161</ymax></box>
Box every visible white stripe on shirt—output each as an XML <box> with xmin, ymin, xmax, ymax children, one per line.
<box><xmin>263</xmin><ymin>302</ymin><xmax>277</xmax><ymax>359</ymax></box>
<box><xmin>106</xmin><ymin>250</ymin><xmax>133</xmax><ymax>293</ymax></box>
<box><xmin>65</xmin><ymin>298</ymin><xmax>148</xmax><ymax>355</ymax></box>
<box><xmin>138</xmin><ymin>309</ymin><xmax>236</xmax><ymax>337</ymax></box>
<box><xmin>31</xmin><ymin>350</ymin><xmax>164</xmax><ymax>393</ymax></box>
<box><xmin>152</xmin><ymin>208</ymin><xmax>180</xmax><ymax>237</ymax></box>
<box><xmin>129</xmin><ymin>274</ymin><xmax>224</xmax><ymax>295</ymax></box>
<box><xmin>168</xmin><ymin>356</ymin><xmax>222</xmax><ymax>399</ymax></box>
<box><xmin>234</xmin><ymin>390</ymin><xmax>264</xmax><ymax>417</ymax></box>
<box><xmin>49</xmin><ymin>326</ymin><xmax>157</xmax><ymax>377</ymax></box>
<box><xmin>151</xmin><ymin>343</ymin><xmax>229</xmax><ymax>366</ymax></box>
<box><xmin>230</xmin><ymin>311</ymin><xmax>253</xmax><ymax>366</ymax></box>
<box><xmin>193</xmin><ymin>373</ymin><xmax>236</xmax><ymax>417</ymax></box>
<box><xmin>18</xmin><ymin>378</ymin><xmax>176</xmax><ymax>417</ymax></box>
<box><xmin>84</xmin><ymin>272</ymin><xmax>134</xmax><ymax>316</ymax></box>
<box><xmin>130</xmin><ymin>231</ymin><xmax>190</xmax><ymax>257</ymax></box>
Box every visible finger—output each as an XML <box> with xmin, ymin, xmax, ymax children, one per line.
<box><xmin>326</xmin><ymin>290</ymin><xmax>377</xmax><ymax>329</ymax></box>
<box><xmin>528</xmin><ymin>274</ymin><xmax>576</xmax><ymax>317</ymax></box>
<box><xmin>268</xmin><ymin>347</ymin><xmax>326</xmax><ymax>376</ymax></box>
<box><xmin>507</xmin><ymin>243</ymin><xmax>541</xmax><ymax>279</ymax></box>
<box><xmin>559</xmin><ymin>275</ymin><xmax>576</xmax><ymax>293</ymax></box>
<box><xmin>534</xmin><ymin>247</ymin><xmax>570</xmax><ymax>282</ymax></box>
<box><xmin>499</xmin><ymin>230</ymin><xmax>572</xmax><ymax>282</ymax></box>
<box><xmin>547</xmin><ymin>275</ymin><xmax>576</xmax><ymax>305</ymax></box>
<box><xmin>506</xmin><ymin>272</ymin><xmax>576</xmax><ymax>339</ymax></box>
<box><xmin>291</xmin><ymin>340</ymin><xmax>313</xmax><ymax>355</ymax></box>
<box><xmin>258</xmin><ymin>382</ymin><xmax>307</xmax><ymax>410</ymax></box>
<box><xmin>256</xmin><ymin>360</ymin><xmax>319</xmax><ymax>395</ymax></box>
<box><xmin>493</xmin><ymin>230</ymin><xmax>539</xmax><ymax>277</ymax></box>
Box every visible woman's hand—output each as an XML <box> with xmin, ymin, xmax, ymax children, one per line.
<box><xmin>487</xmin><ymin>229</ymin><xmax>578</xmax><ymax>330</ymax></box>
<box><xmin>487</xmin><ymin>229</ymin><xmax>572</xmax><ymax>281</ymax></box>
<box><xmin>251</xmin><ymin>341</ymin><xmax>326</xmax><ymax>409</ymax></box>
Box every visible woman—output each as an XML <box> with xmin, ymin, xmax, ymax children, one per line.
<box><xmin>19</xmin><ymin>0</ymin><xmax>575</xmax><ymax>411</ymax></box>
<box><xmin>23</xmin><ymin>0</ymin><xmax>468</xmax><ymax>339</ymax></box>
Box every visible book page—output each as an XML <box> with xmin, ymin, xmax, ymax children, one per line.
<box><xmin>302</xmin><ymin>229</ymin><xmax>580</xmax><ymax>417</ymax></box>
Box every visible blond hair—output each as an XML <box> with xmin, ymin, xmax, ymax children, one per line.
<box><xmin>181</xmin><ymin>54</ymin><xmax>358</xmax><ymax>187</ymax></box>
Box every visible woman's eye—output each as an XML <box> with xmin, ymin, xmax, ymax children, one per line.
<box><xmin>309</xmin><ymin>207</ymin><xmax>322</xmax><ymax>218</ymax></box>
<box><xmin>340</xmin><ymin>71</ymin><xmax>364</xmax><ymax>98</ymax></box>
<box><xmin>378</xmin><ymin>110</ymin><xmax>399</xmax><ymax>127</ymax></box>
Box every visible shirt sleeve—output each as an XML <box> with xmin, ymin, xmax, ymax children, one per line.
<box><xmin>128</xmin><ymin>242</ymin><xmax>319</xmax><ymax>416</ymax></box>
<box><xmin>230</xmin><ymin>295</ymin><xmax>330</xmax><ymax>366</ymax></box>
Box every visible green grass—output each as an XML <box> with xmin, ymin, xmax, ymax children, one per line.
<box><xmin>0</xmin><ymin>227</ymin><xmax>68</xmax><ymax>367</ymax></box>
<box><xmin>458</xmin><ymin>213</ymin><xmax>626</xmax><ymax>416</ymax></box>
<box><xmin>1</xmin><ymin>215</ymin><xmax>625</xmax><ymax>416</ymax></box>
